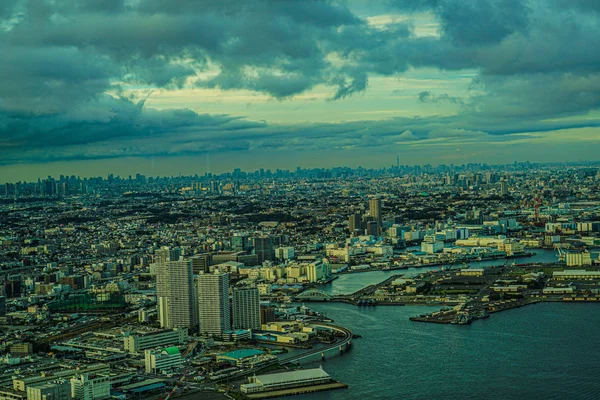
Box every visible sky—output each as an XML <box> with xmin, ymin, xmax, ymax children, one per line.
<box><xmin>1</xmin><ymin>0</ymin><xmax>600</xmax><ymax>181</ymax></box>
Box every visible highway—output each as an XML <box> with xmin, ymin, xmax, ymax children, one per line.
<box><xmin>279</xmin><ymin>323</ymin><xmax>353</xmax><ymax>365</ymax></box>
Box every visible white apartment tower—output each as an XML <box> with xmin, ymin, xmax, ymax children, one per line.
<box><xmin>198</xmin><ymin>272</ymin><xmax>230</xmax><ymax>336</ymax></box>
<box><xmin>233</xmin><ymin>287</ymin><xmax>261</xmax><ymax>330</ymax></box>
<box><xmin>155</xmin><ymin>260</ymin><xmax>196</xmax><ymax>329</ymax></box>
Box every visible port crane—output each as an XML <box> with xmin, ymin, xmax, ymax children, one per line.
<box><xmin>554</xmin><ymin>244</ymin><xmax>566</xmax><ymax>262</ymax></box>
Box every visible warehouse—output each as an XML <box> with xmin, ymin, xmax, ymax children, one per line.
<box><xmin>240</xmin><ymin>368</ymin><xmax>332</xmax><ymax>394</ymax></box>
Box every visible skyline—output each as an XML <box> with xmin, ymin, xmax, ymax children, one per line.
<box><xmin>3</xmin><ymin>159</ymin><xmax>600</xmax><ymax>185</ymax></box>
<box><xmin>2</xmin><ymin>0</ymin><xmax>600</xmax><ymax>180</ymax></box>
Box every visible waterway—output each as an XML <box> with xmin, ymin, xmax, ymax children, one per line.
<box><xmin>320</xmin><ymin>249</ymin><xmax>558</xmax><ymax>295</ymax></box>
<box><xmin>287</xmin><ymin>249</ymin><xmax>600</xmax><ymax>399</ymax></box>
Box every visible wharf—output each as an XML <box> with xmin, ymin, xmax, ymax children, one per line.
<box><xmin>488</xmin><ymin>299</ymin><xmax>540</xmax><ymax>313</ymax></box>
<box><xmin>409</xmin><ymin>315</ymin><xmax>454</xmax><ymax>324</ymax></box>
<box><xmin>245</xmin><ymin>382</ymin><xmax>348</xmax><ymax>399</ymax></box>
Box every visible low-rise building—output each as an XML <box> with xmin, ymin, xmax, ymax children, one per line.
<box><xmin>124</xmin><ymin>328</ymin><xmax>188</xmax><ymax>353</ymax></box>
<box><xmin>144</xmin><ymin>347</ymin><xmax>182</xmax><ymax>374</ymax></box>
<box><xmin>241</xmin><ymin>368</ymin><xmax>333</xmax><ymax>394</ymax></box>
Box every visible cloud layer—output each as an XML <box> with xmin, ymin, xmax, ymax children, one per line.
<box><xmin>1</xmin><ymin>0</ymin><xmax>599</xmax><ymax>169</ymax></box>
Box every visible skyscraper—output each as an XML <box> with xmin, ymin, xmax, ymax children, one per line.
<box><xmin>198</xmin><ymin>272</ymin><xmax>231</xmax><ymax>336</ymax></box>
<box><xmin>252</xmin><ymin>236</ymin><xmax>274</xmax><ymax>263</ymax></box>
<box><xmin>233</xmin><ymin>287</ymin><xmax>261</xmax><ymax>330</ymax></box>
<box><xmin>348</xmin><ymin>212</ymin><xmax>362</xmax><ymax>236</ymax></box>
<box><xmin>155</xmin><ymin>260</ymin><xmax>196</xmax><ymax>329</ymax></box>
<box><xmin>369</xmin><ymin>197</ymin><xmax>382</xmax><ymax>232</ymax></box>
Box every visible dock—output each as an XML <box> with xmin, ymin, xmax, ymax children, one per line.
<box><xmin>245</xmin><ymin>382</ymin><xmax>348</xmax><ymax>399</ymax></box>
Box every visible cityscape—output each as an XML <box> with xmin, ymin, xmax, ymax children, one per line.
<box><xmin>1</xmin><ymin>163</ymin><xmax>600</xmax><ymax>399</ymax></box>
<box><xmin>2</xmin><ymin>0</ymin><xmax>600</xmax><ymax>399</ymax></box>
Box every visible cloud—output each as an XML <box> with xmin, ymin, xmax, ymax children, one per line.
<box><xmin>0</xmin><ymin>0</ymin><xmax>599</xmax><ymax>170</ymax></box>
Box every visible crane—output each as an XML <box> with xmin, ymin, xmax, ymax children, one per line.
<box><xmin>554</xmin><ymin>244</ymin><xmax>566</xmax><ymax>262</ymax></box>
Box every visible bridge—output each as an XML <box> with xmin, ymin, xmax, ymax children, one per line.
<box><xmin>293</xmin><ymin>274</ymin><xmax>404</xmax><ymax>303</ymax></box>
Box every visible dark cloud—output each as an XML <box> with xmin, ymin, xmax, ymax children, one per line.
<box><xmin>0</xmin><ymin>0</ymin><xmax>599</xmax><ymax>167</ymax></box>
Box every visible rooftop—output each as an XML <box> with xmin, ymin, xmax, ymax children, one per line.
<box><xmin>255</xmin><ymin>368</ymin><xmax>330</xmax><ymax>385</ymax></box>
<box><xmin>219</xmin><ymin>349</ymin><xmax>265</xmax><ymax>359</ymax></box>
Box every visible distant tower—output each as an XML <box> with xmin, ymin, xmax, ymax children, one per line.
<box><xmin>499</xmin><ymin>181</ymin><xmax>509</xmax><ymax>196</ymax></box>
<box><xmin>198</xmin><ymin>272</ymin><xmax>231</xmax><ymax>337</ymax></box>
<box><xmin>155</xmin><ymin>260</ymin><xmax>196</xmax><ymax>329</ymax></box>
<box><xmin>369</xmin><ymin>197</ymin><xmax>382</xmax><ymax>232</ymax></box>
<box><xmin>252</xmin><ymin>236</ymin><xmax>274</xmax><ymax>263</ymax></box>
<box><xmin>348</xmin><ymin>213</ymin><xmax>362</xmax><ymax>236</ymax></box>
<box><xmin>233</xmin><ymin>287</ymin><xmax>261</xmax><ymax>330</ymax></box>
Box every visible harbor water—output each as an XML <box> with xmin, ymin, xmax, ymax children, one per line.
<box><xmin>290</xmin><ymin>249</ymin><xmax>600</xmax><ymax>399</ymax></box>
<box><xmin>294</xmin><ymin>302</ymin><xmax>600</xmax><ymax>400</ymax></box>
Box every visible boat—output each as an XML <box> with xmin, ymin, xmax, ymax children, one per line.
<box><xmin>451</xmin><ymin>313</ymin><xmax>473</xmax><ymax>325</ymax></box>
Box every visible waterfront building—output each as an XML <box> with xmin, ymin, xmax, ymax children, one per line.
<box><xmin>565</xmin><ymin>252</ymin><xmax>593</xmax><ymax>267</ymax></box>
<box><xmin>197</xmin><ymin>272</ymin><xmax>231</xmax><ymax>336</ymax></box>
<box><xmin>233</xmin><ymin>287</ymin><xmax>261</xmax><ymax>330</ymax></box>
<box><xmin>241</xmin><ymin>368</ymin><xmax>333</xmax><ymax>394</ymax></box>
<box><xmin>155</xmin><ymin>260</ymin><xmax>196</xmax><ymax>329</ymax></box>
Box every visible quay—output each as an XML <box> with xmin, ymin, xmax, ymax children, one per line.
<box><xmin>245</xmin><ymin>382</ymin><xmax>348</xmax><ymax>399</ymax></box>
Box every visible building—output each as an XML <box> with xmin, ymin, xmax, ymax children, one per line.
<box><xmin>9</xmin><ymin>342</ymin><xmax>32</xmax><ymax>355</ymax></box>
<box><xmin>217</xmin><ymin>349</ymin><xmax>265</xmax><ymax>366</ymax></box>
<box><xmin>230</xmin><ymin>235</ymin><xmax>249</xmax><ymax>252</ymax></box>
<box><xmin>348</xmin><ymin>213</ymin><xmax>362</xmax><ymax>236</ymax></box>
<box><xmin>123</xmin><ymin>328</ymin><xmax>188</xmax><ymax>353</ymax></box>
<box><xmin>421</xmin><ymin>241</ymin><xmax>444</xmax><ymax>254</ymax></box>
<box><xmin>369</xmin><ymin>198</ymin><xmax>382</xmax><ymax>232</ymax></box>
<box><xmin>233</xmin><ymin>287</ymin><xmax>261</xmax><ymax>331</ymax></box>
<box><xmin>197</xmin><ymin>272</ymin><xmax>230</xmax><ymax>336</ymax></box>
<box><xmin>153</xmin><ymin>247</ymin><xmax>182</xmax><ymax>264</ymax></box>
<box><xmin>499</xmin><ymin>181</ymin><xmax>509</xmax><ymax>196</ymax></box>
<box><xmin>260</xmin><ymin>306</ymin><xmax>276</xmax><ymax>324</ymax></box>
<box><xmin>275</xmin><ymin>247</ymin><xmax>295</xmax><ymax>260</ymax></box>
<box><xmin>241</xmin><ymin>368</ymin><xmax>333</xmax><ymax>394</ymax></box>
<box><xmin>305</xmin><ymin>260</ymin><xmax>330</xmax><ymax>283</ymax></box>
<box><xmin>27</xmin><ymin>380</ymin><xmax>71</xmax><ymax>400</ymax></box>
<box><xmin>144</xmin><ymin>347</ymin><xmax>182</xmax><ymax>374</ymax></box>
<box><xmin>366</xmin><ymin>221</ymin><xmax>378</xmax><ymax>236</ymax></box>
<box><xmin>70</xmin><ymin>374</ymin><xmax>110</xmax><ymax>400</ymax></box>
<box><xmin>553</xmin><ymin>270</ymin><xmax>600</xmax><ymax>280</ymax></box>
<box><xmin>190</xmin><ymin>254</ymin><xmax>212</xmax><ymax>274</ymax></box>
<box><xmin>155</xmin><ymin>260</ymin><xmax>196</xmax><ymax>329</ymax></box>
<box><xmin>566</xmin><ymin>252</ymin><xmax>593</xmax><ymax>267</ymax></box>
<box><xmin>253</xmin><ymin>236</ymin><xmax>274</xmax><ymax>263</ymax></box>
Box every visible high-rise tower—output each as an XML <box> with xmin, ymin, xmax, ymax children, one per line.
<box><xmin>233</xmin><ymin>287</ymin><xmax>261</xmax><ymax>330</ymax></box>
<box><xmin>197</xmin><ymin>272</ymin><xmax>231</xmax><ymax>336</ymax></box>
<box><xmin>369</xmin><ymin>197</ymin><xmax>382</xmax><ymax>232</ymax></box>
<box><xmin>155</xmin><ymin>260</ymin><xmax>196</xmax><ymax>329</ymax></box>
